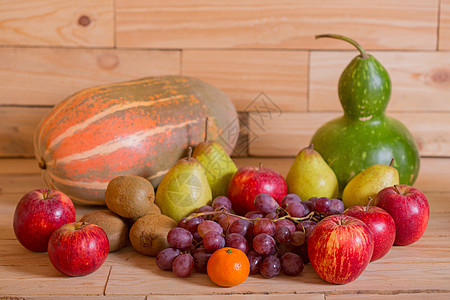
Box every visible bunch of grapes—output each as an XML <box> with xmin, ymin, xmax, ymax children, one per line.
<box><xmin>156</xmin><ymin>194</ymin><xmax>345</xmax><ymax>279</ymax></box>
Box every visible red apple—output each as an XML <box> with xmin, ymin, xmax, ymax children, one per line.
<box><xmin>48</xmin><ymin>222</ymin><xmax>109</xmax><ymax>276</ymax></box>
<box><xmin>227</xmin><ymin>164</ymin><xmax>288</xmax><ymax>215</ymax></box>
<box><xmin>375</xmin><ymin>184</ymin><xmax>429</xmax><ymax>246</ymax></box>
<box><xmin>344</xmin><ymin>205</ymin><xmax>396</xmax><ymax>262</ymax></box>
<box><xmin>307</xmin><ymin>215</ymin><xmax>373</xmax><ymax>284</ymax></box>
<box><xmin>13</xmin><ymin>188</ymin><xmax>76</xmax><ymax>252</ymax></box>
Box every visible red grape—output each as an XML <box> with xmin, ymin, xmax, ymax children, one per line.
<box><xmin>265</xmin><ymin>212</ymin><xmax>278</xmax><ymax>220</ymax></box>
<box><xmin>156</xmin><ymin>248</ymin><xmax>180</xmax><ymax>271</ymax></box>
<box><xmin>277</xmin><ymin>242</ymin><xmax>297</xmax><ymax>257</ymax></box>
<box><xmin>286</xmin><ymin>201</ymin><xmax>306</xmax><ymax>218</ymax></box>
<box><xmin>330</xmin><ymin>198</ymin><xmax>345</xmax><ymax>214</ymax></box>
<box><xmin>197</xmin><ymin>205</ymin><xmax>214</xmax><ymax>219</ymax></box>
<box><xmin>274</xmin><ymin>219</ymin><xmax>296</xmax><ymax>234</ymax></box>
<box><xmin>167</xmin><ymin>227</ymin><xmax>193</xmax><ymax>250</ymax></box>
<box><xmin>172</xmin><ymin>253</ymin><xmax>194</xmax><ymax>278</ymax></box>
<box><xmin>280</xmin><ymin>252</ymin><xmax>304</xmax><ymax>276</ymax></box>
<box><xmin>314</xmin><ymin>197</ymin><xmax>331</xmax><ymax>213</ymax></box>
<box><xmin>301</xmin><ymin>200</ymin><xmax>314</xmax><ymax>215</ymax></box>
<box><xmin>245</xmin><ymin>211</ymin><xmax>265</xmax><ymax>220</ymax></box>
<box><xmin>290</xmin><ymin>230</ymin><xmax>306</xmax><ymax>247</ymax></box>
<box><xmin>247</xmin><ymin>250</ymin><xmax>263</xmax><ymax>274</ymax></box>
<box><xmin>228</xmin><ymin>218</ymin><xmax>253</xmax><ymax>239</ymax></box>
<box><xmin>253</xmin><ymin>233</ymin><xmax>276</xmax><ymax>255</ymax></box>
<box><xmin>192</xmin><ymin>247</ymin><xmax>212</xmax><ymax>273</ymax></box>
<box><xmin>281</xmin><ymin>194</ymin><xmax>301</xmax><ymax>208</ymax></box>
<box><xmin>186</xmin><ymin>217</ymin><xmax>204</xmax><ymax>234</ymax></box>
<box><xmin>225</xmin><ymin>233</ymin><xmax>249</xmax><ymax>253</ymax></box>
<box><xmin>212</xmin><ymin>196</ymin><xmax>232</xmax><ymax>212</ymax></box>
<box><xmin>253</xmin><ymin>218</ymin><xmax>276</xmax><ymax>236</ymax></box>
<box><xmin>198</xmin><ymin>220</ymin><xmax>223</xmax><ymax>238</ymax></box>
<box><xmin>260</xmin><ymin>255</ymin><xmax>281</xmax><ymax>279</ymax></box>
<box><xmin>202</xmin><ymin>231</ymin><xmax>225</xmax><ymax>253</ymax></box>
<box><xmin>218</xmin><ymin>215</ymin><xmax>239</xmax><ymax>231</ymax></box>
<box><xmin>254</xmin><ymin>194</ymin><xmax>278</xmax><ymax>213</ymax></box>
<box><xmin>274</xmin><ymin>226</ymin><xmax>291</xmax><ymax>244</ymax></box>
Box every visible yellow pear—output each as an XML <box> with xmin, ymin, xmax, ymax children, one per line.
<box><xmin>342</xmin><ymin>159</ymin><xmax>399</xmax><ymax>208</ymax></box>
<box><xmin>286</xmin><ymin>144</ymin><xmax>339</xmax><ymax>200</ymax></box>
<box><xmin>193</xmin><ymin>118</ymin><xmax>238</xmax><ymax>198</ymax></box>
<box><xmin>155</xmin><ymin>147</ymin><xmax>212</xmax><ymax>222</ymax></box>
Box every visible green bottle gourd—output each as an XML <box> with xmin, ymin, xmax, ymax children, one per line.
<box><xmin>311</xmin><ymin>34</ymin><xmax>420</xmax><ymax>192</ymax></box>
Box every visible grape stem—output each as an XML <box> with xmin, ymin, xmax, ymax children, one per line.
<box><xmin>186</xmin><ymin>207</ymin><xmax>318</xmax><ymax>224</ymax></box>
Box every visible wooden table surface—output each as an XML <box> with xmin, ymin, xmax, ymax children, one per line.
<box><xmin>1</xmin><ymin>157</ymin><xmax>449</xmax><ymax>299</ymax></box>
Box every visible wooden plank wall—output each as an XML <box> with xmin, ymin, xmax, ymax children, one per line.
<box><xmin>1</xmin><ymin>0</ymin><xmax>449</xmax><ymax>158</ymax></box>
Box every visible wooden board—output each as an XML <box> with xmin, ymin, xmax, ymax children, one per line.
<box><xmin>0</xmin><ymin>157</ymin><xmax>449</xmax><ymax>298</ymax></box>
<box><xmin>115</xmin><ymin>0</ymin><xmax>438</xmax><ymax>50</ymax></box>
<box><xmin>0</xmin><ymin>0</ymin><xmax>114</xmax><ymax>47</ymax></box>
<box><xmin>247</xmin><ymin>112</ymin><xmax>450</xmax><ymax>158</ymax></box>
<box><xmin>105</xmin><ymin>262</ymin><xmax>450</xmax><ymax>295</ymax></box>
<box><xmin>0</xmin><ymin>47</ymin><xmax>180</xmax><ymax>106</ymax></box>
<box><xmin>0</xmin><ymin>107</ymin><xmax>51</xmax><ymax>157</ymax></box>
<box><xmin>182</xmin><ymin>50</ymin><xmax>308</xmax><ymax>112</ymax></box>
<box><xmin>439</xmin><ymin>0</ymin><xmax>450</xmax><ymax>50</ymax></box>
<box><xmin>309</xmin><ymin>51</ymin><xmax>450</xmax><ymax>112</ymax></box>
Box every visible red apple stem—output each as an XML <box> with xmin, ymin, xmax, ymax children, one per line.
<box><xmin>258</xmin><ymin>162</ymin><xmax>263</xmax><ymax>171</ymax></box>
<box><xmin>366</xmin><ymin>197</ymin><xmax>373</xmax><ymax>211</ymax></box>
<box><xmin>393</xmin><ymin>185</ymin><xmax>401</xmax><ymax>194</ymax></box>
<box><xmin>41</xmin><ymin>189</ymin><xmax>51</xmax><ymax>199</ymax></box>
<box><xmin>389</xmin><ymin>158</ymin><xmax>394</xmax><ymax>167</ymax></box>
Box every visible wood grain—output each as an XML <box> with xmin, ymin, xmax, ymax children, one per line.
<box><xmin>115</xmin><ymin>0</ymin><xmax>438</xmax><ymax>50</ymax></box>
<box><xmin>0</xmin><ymin>107</ymin><xmax>51</xmax><ymax>157</ymax></box>
<box><xmin>439</xmin><ymin>0</ymin><xmax>450</xmax><ymax>50</ymax></box>
<box><xmin>0</xmin><ymin>47</ymin><xmax>180</xmax><ymax>106</ymax></box>
<box><xmin>0</xmin><ymin>0</ymin><xmax>114</xmax><ymax>47</ymax></box>
<box><xmin>0</xmin><ymin>265</ymin><xmax>110</xmax><ymax>295</ymax></box>
<box><xmin>326</xmin><ymin>293</ymin><xmax>450</xmax><ymax>300</ymax></box>
<box><xmin>182</xmin><ymin>50</ymin><xmax>308</xmax><ymax>112</ymax></box>
<box><xmin>247</xmin><ymin>112</ymin><xmax>450</xmax><ymax>158</ymax></box>
<box><xmin>106</xmin><ymin>262</ymin><xmax>450</xmax><ymax>295</ymax></box>
<box><xmin>149</xmin><ymin>295</ymin><xmax>324</xmax><ymax>300</ymax></box>
<box><xmin>309</xmin><ymin>51</ymin><xmax>450</xmax><ymax>112</ymax></box>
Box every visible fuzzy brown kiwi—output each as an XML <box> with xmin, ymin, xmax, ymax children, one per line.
<box><xmin>80</xmin><ymin>210</ymin><xmax>129</xmax><ymax>252</ymax></box>
<box><xmin>129</xmin><ymin>214</ymin><xmax>177</xmax><ymax>256</ymax></box>
<box><xmin>105</xmin><ymin>175</ymin><xmax>155</xmax><ymax>219</ymax></box>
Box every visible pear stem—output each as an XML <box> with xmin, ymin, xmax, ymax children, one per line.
<box><xmin>187</xmin><ymin>146</ymin><xmax>193</xmax><ymax>159</ymax></box>
<box><xmin>389</xmin><ymin>158</ymin><xmax>394</xmax><ymax>167</ymax></box>
<box><xmin>308</xmin><ymin>144</ymin><xmax>314</xmax><ymax>150</ymax></box>
<box><xmin>204</xmin><ymin>117</ymin><xmax>209</xmax><ymax>142</ymax></box>
<box><xmin>316</xmin><ymin>34</ymin><xmax>369</xmax><ymax>59</ymax></box>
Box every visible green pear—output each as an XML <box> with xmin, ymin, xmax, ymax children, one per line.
<box><xmin>286</xmin><ymin>144</ymin><xmax>339</xmax><ymax>200</ymax></box>
<box><xmin>192</xmin><ymin>118</ymin><xmax>238</xmax><ymax>198</ymax></box>
<box><xmin>155</xmin><ymin>147</ymin><xmax>212</xmax><ymax>222</ymax></box>
<box><xmin>342</xmin><ymin>159</ymin><xmax>399</xmax><ymax>208</ymax></box>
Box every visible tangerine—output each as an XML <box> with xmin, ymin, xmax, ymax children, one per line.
<box><xmin>207</xmin><ymin>247</ymin><xmax>250</xmax><ymax>287</ymax></box>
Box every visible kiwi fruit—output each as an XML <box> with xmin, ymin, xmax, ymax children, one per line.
<box><xmin>149</xmin><ymin>203</ymin><xmax>161</xmax><ymax>215</ymax></box>
<box><xmin>105</xmin><ymin>175</ymin><xmax>155</xmax><ymax>219</ymax></box>
<box><xmin>126</xmin><ymin>203</ymin><xmax>162</xmax><ymax>227</ymax></box>
<box><xmin>80</xmin><ymin>210</ymin><xmax>128</xmax><ymax>252</ymax></box>
<box><xmin>129</xmin><ymin>214</ymin><xmax>177</xmax><ymax>256</ymax></box>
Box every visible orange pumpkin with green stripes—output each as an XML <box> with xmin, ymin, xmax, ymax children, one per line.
<box><xmin>34</xmin><ymin>76</ymin><xmax>238</xmax><ymax>205</ymax></box>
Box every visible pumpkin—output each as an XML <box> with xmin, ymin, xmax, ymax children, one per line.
<box><xmin>34</xmin><ymin>76</ymin><xmax>238</xmax><ymax>205</ymax></box>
